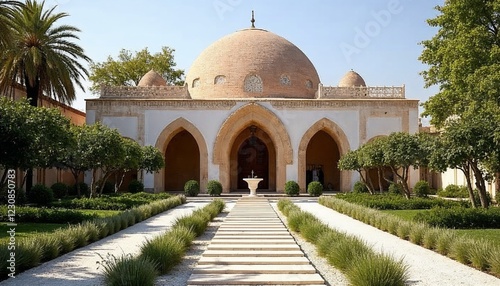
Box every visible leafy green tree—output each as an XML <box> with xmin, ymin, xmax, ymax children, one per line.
<box><xmin>359</xmin><ymin>137</ymin><xmax>389</xmax><ymax>193</ymax></box>
<box><xmin>0</xmin><ymin>97</ymin><xmax>71</xmax><ymax>187</ymax></box>
<box><xmin>59</xmin><ymin>124</ymin><xmax>90</xmax><ymax>197</ymax></box>
<box><xmin>429</xmin><ymin>112</ymin><xmax>497</xmax><ymax>208</ymax></box>
<box><xmin>0</xmin><ymin>0</ymin><xmax>89</xmax><ymax>106</ymax></box>
<box><xmin>113</xmin><ymin>138</ymin><xmax>143</xmax><ymax>192</ymax></box>
<box><xmin>74</xmin><ymin>123</ymin><xmax>126</xmax><ymax>197</ymax></box>
<box><xmin>338</xmin><ymin>150</ymin><xmax>372</xmax><ymax>193</ymax></box>
<box><xmin>88</xmin><ymin>47</ymin><xmax>185</xmax><ymax>93</ymax></box>
<box><xmin>140</xmin><ymin>145</ymin><xmax>164</xmax><ymax>174</ymax></box>
<box><xmin>0</xmin><ymin>0</ymin><xmax>89</xmax><ymax>192</ymax></box>
<box><xmin>382</xmin><ymin>132</ymin><xmax>426</xmax><ymax>199</ymax></box>
<box><xmin>420</xmin><ymin>1</ymin><xmax>500</xmax><ymax>127</ymax></box>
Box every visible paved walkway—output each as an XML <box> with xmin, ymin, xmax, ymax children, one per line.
<box><xmin>294</xmin><ymin>200</ymin><xmax>500</xmax><ymax>286</ymax></box>
<box><xmin>0</xmin><ymin>202</ymin><xmax>208</xmax><ymax>286</ymax></box>
<box><xmin>3</xmin><ymin>197</ymin><xmax>499</xmax><ymax>286</ymax></box>
<box><xmin>188</xmin><ymin>197</ymin><xmax>325</xmax><ymax>285</ymax></box>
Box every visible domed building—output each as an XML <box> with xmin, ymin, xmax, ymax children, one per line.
<box><xmin>86</xmin><ymin>19</ymin><xmax>419</xmax><ymax>194</ymax></box>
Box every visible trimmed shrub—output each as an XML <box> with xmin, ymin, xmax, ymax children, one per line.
<box><xmin>51</xmin><ymin>182</ymin><xmax>68</xmax><ymax>199</ymax></box>
<box><xmin>99</xmin><ymin>253</ymin><xmax>158</xmax><ymax>286</ymax></box>
<box><xmin>414</xmin><ymin>207</ymin><xmax>500</xmax><ymax>229</ymax></box>
<box><xmin>413</xmin><ymin>180</ymin><xmax>430</xmax><ymax>198</ymax></box>
<box><xmin>28</xmin><ymin>184</ymin><xmax>54</xmax><ymax>206</ymax></box>
<box><xmin>388</xmin><ymin>183</ymin><xmax>403</xmax><ymax>195</ymax></box>
<box><xmin>284</xmin><ymin>180</ymin><xmax>300</xmax><ymax>196</ymax></box>
<box><xmin>307</xmin><ymin>181</ymin><xmax>323</xmax><ymax>197</ymax></box>
<box><xmin>101</xmin><ymin>181</ymin><xmax>115</xmax><ymax>194</ymax></box>
<box><xmin>184</xmin><ymin>180</ymin><xmax>200</xmax><ymax>197</ymax></box>
<box><xmin>346</xmin><ymin>253</ymin><xmax>409</xmax><ymax>286</ymax></box>
<box><xmin>206</xmin><ymin>180</ymin><xmax>223</xmax><ymax>196</ymax></box>
<box><xmin>437</xmin><ymin>184</ymin><xmax>468</xmax><ymax>198</ymax></box>
<box><xmin>69</xmin><ymin>182</ymin><xmax>90</xmax><ymax>197</ymax></box>
<box><xmin>352</xmin><ymin>181</ymin><xmax>369</xmax><ymax>193</ymax></box>
<box><xmin>0</xmin><ymin>206</ymin><xmax>96</xmax><ymax>224</ymax></box>
<box><xmin>128</xmin><ymin>180</ymin><xmax>144</xmax><ymax>193</ymax></box>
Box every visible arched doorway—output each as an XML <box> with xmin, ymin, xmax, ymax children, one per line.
<box><xmin>230</xmin><ymin>125</ymin><xmax>276</xmax><ymax>191</ymax></box>
<box><xmin>164</xmin><ymin>130</ymin><xmax>200</xmax><ymax>191</ymax></box>
<box><xmin>237</xmin><ymin>137</ymin><xmax>269</xmax><ymax>189</ymax></box>
<box><xmin>305</xmin><ymin>130</ymin><xmax>340</xmax><ymax>192</ymax></box>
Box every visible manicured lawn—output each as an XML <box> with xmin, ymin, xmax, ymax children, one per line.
<box><xmin>0</xmin><ymin>209</ymin><xmax>121</xmax><ymax>242</ymax></box>
<box><xmin>381</xmin><ymin>209</ymin><xmax>426</xmax><ymax>220</ymax></box>
<box><xmin>453</xmin><ymin>229</ymin><xmax>500</xmax><ymax>247</ymax></box>
<box><xmin>0</xmin><ymin>222</ymin><xmax>66</xmax><ymax>242</ymax></box>
<box><xmin>382</xmin><ymin>209</ymin><xmax>500</xmax><ymax>247</ymax></box>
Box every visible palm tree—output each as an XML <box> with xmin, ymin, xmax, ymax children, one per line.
<box><xmin>0</xmin><ymin>1</ymin><xmax>21</xmax><ymax>48</ymax></box>
<box><xmin>0</xmin><ymin>0</ymin><xmax>90</xmax><ymax>192</ymax></box>
<box><xmin>0</xmin><ymin>0</ymin><xmax>90</xmax><ymax>106</ymax></box>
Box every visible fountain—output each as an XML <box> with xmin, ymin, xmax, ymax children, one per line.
<box><xmin>242</xmin><ymin>170</ymin><xmax>263</xmax><ymax>197</ymax></box>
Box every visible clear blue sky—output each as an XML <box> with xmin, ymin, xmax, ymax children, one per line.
<box><xmin>47</xmin><ymin>0</ymin><xmax>443</xmax><ymax>122</ymax></box>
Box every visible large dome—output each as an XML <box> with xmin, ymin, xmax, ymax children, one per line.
<box><xmin>186</xmin><ymin>28</ymin><xmax>320</xmax><ymax>99</ymax></box>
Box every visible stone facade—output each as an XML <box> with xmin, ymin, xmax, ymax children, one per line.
<box><xmin>86</xmin><ymin>25</ymin><xmax>420</xmax><ymax>194</ymax></box>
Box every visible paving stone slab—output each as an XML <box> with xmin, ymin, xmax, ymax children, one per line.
<box><xmin>188</xmin><ymin>273</ymin><xmax>325</xmax><ymax>285</ymax></box>
<box><xmin>197</xmin><ymin>256</ymin><xmax>312</xmax><ymax>265</ymax></box>
<box><xmin>202</xmin><ymin>250</ymin><xmax>304</xmax><ymax>257</ymax></box>
<box><xmin>210</xmin><ymin>239</ymin><xmax>296</xmax><ymax>244</ymax></box>
<box><xmin>192</xmin><ymin>264</ymin><xmax>317</xmax><ymax>274</ymax></box>
<box><xmin>207</xmin><ymin>244</ymin><xmax>300</xmax><ymax>251</ymax></box>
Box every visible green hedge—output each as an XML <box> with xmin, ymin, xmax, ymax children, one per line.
<box><xmin>0</xmin><ymin>206</ymin><xmax>96</xmax><ymax>224</ymax></box>
<box><xmin>0</xmin><ymin>195</ymin><xmax>186</xmax><ymax>281</ymax></box>
<box><xmin>319</xmin><ymin>196</ymin><xmax>500</xmax><ymax>277</ymax></box>
<box><xmin>278</xmin><ymin>199</ymin><xmax>409</xmax><ymax>285</ymax></box>
<box><xmin>336</xmin><ymin>193</ymin><xmax>468</xmax><ymax>210</ymax></box>
<box><xmin>54</xmin><ymin>192</ymin><xmax>171</xmax><ymax>210</ymax></box>
<box><xmin>414</xmin><ymin>207</ymin><xmax>500</xmax><ymax>229</ymax></box>
<box><xmin>101</xmin><ymin>199</ymin><xmax>225</xmax><ymax>285</ymax></box>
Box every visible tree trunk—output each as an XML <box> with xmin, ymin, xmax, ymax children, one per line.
<box><xmin>461</xmin><ymin>166</ymin><xmax>477</xmax><ymax>208</ymax></box>
<box><xmin>0</xmin><ymin>169</ymin><xmax>7</xmax><ymax>187</ymax></box>
<box><xmin>470</xmin><ymin>161</ymin><xmax>489</xmax><ymax>208</ymax></box>
<box><xmin>377</xmin><ymin>167</ymin><xmax>384</xmax><ymax>193</ymax></box>
<box><xmin>70</xmin><ymin>169</ymin><xmax>81</xmax><ymax>197</ymax></box>
<box><xmin>364</xmin><ymin>169</ymin><xmax>375</xmax><ymax>194</ymax></box>
<box><xmin>25</xmin><ymin>76</ymin><xmax>40</xmax><ymax>194</ymax></box>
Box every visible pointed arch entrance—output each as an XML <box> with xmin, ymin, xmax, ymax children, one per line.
<box><xmin>298</xmin><ymin>118</ymin><xmax>351</xmax><ymax>192</ymax></box>
<box><xmin>154</xmin><ymin>118</ymin><xmax>208</xmax><ymax>192</ymax></box>
<box><xmin>230</xmin><ymin>125</ymin><xmax>276</xmax><ymax>190</ymax></box>
<box><xmin>213</xmin><ymin>103</ymin><xmax>292</xmax><ymax>193</ymax></box>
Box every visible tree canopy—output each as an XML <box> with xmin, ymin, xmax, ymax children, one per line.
<box><xmin>0</xmin><ymin>0</ymin><xmax>89</xmax><ymax>106</ymax></box>
<box><xmin>88</xmin><ymin>47</ymin><xmax>185</xmax><ymax>93</ymax></box>
<box><xmin>420</xmin><ymin>0</ymin><xmax>500</xmax><ymax>127</ymax></box>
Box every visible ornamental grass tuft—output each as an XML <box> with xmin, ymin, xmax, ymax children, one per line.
<box><xmin>99</xmin><ymin>253</ymin><xmax>158</xmax><ymax>286</ymax></box>
<box><xmin>346</xmin><ymin>252</ymin><xmax>409</xmax><ymax>286</ymax></box>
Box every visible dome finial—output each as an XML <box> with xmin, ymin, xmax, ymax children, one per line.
<box><xmin>251</xmin><ymin>10</ymin><xmax>255</xmax><ymax>28</ymax></box>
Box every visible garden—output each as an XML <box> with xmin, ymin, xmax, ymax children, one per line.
<box><xmin>319</xmin><ymin>182</ymin><xmax>500</xmax><ymax>278</ymax></box>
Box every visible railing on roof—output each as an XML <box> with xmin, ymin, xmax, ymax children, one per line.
<box><xmin>316</xmin><ymin>84</ymin><xmax>405</xmax><ymax>99</ymax></box>
<box><xmin>99</xmin><ymin>85</ymin><xmax>190</xmax><ymax>99</ymax></box>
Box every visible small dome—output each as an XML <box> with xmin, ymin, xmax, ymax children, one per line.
<box><xmin>138</xmin><ymin>70</ymin><xmax>167</xmax><ymax>86</ymax></box>
<box><xmin>186</xmin><ymin>28</ymin><xmax>320</xmax><ymax>99</ymax></box>
<box><xmin>338</xmin><ymin>70</ymin><xmax>366</xmax><ymax>87</ymax></box>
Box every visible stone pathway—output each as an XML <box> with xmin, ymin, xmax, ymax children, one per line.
<box><xmin>0</xmin><ymin>202</ymin><xmax>207</xmax><ymax>286</ymax></box>
<box><xmin>188</xmin><ymin>197</ymin><xmax>325</xmax><ymax>285</ymax></box>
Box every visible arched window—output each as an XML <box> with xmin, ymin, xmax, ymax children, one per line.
<box><xmin>214</xmin><ymin>75</ymin><xmax>226</xmax><ymax>85</ymax></box>
<box><xmin>192</xmin><ymin>78</ymin><xmax>200</xmax><ymax>88</ymax></box>
<box><xmin>244</xmin><ymin>74</ymin><xmax>263</xmax><ymax>93</ymax></box>
<box><xmin>305</xmin><ymin>79</ymin><xmax>313</xmax><ymax>89</ymax></box>
<box><xmin>280</xmin><ymin>75</ymin><xmax>291</xmax><ymax>86</ymax></box>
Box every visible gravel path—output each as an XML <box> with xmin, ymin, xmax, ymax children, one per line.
<box><xmin>294</xmin><ymin>200</ymin><xmax>500</xmax><ymax>286</ymax></box>
<box><xmin>0</xmin><ymin>201</ymin><xmax>208</xmax><ymax>286</ymax></box>
<box><xmin>3</xmin><ymin>198</ymin><xmax>499</xmax><ymax>286</ymax></box>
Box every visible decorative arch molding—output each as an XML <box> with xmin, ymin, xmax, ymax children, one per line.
<box><xmin>298</xmin><ymin>118</ymin><xmax>351</xmax><ymax>192</ymax></box>
<box><xmin>154</xmin><ymin>117</ymin><xmax>208</xmax><ymax>192</ymax></box>
<box><xmin>213</xmin><ymin>103</ymin><xmax>292</xmax><ymax>192</ymax></box>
